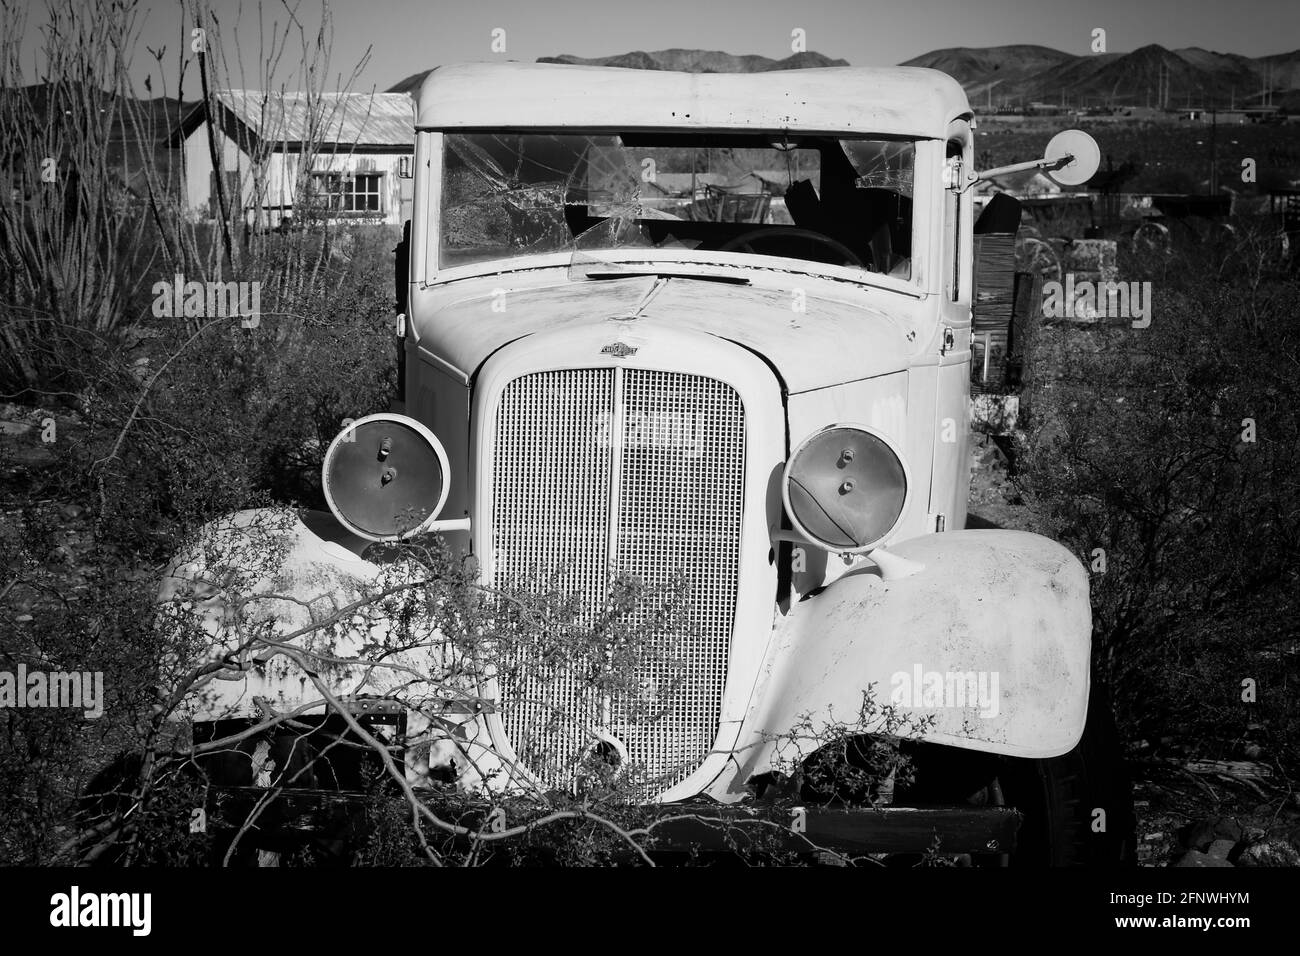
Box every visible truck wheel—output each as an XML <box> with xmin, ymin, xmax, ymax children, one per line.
<box><xmin>997</xmin><ymin>683</ymin><xmax>1136</xmax><ymax>866</ymax></box>
<box><xmin>800</xmin><ymin>682</ymin><xmax>1136</xmax><ymax>867</ymax></box>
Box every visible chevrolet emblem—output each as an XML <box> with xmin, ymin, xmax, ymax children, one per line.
<box><xmin>601</xmin><ymin>342</ymin><xmax>637</xmax><ymax>358</ymax></box>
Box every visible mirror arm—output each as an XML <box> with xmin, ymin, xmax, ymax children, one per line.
<box><xmin>963</xmin><ymin>153</ymin><xmax>1074</xmax><ymax>192</ymax></box>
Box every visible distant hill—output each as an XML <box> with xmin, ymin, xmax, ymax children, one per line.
<box><xmin>388</xmin><ymin>44</ymin><xmax>1299</xmax><ymax>111</ymax></box>
<box><xmin>900</xmin><ymin>43</ymin><xmax>1300</xmax><ymax>109</ymax></box>
<box><xmin>901</xmin><ymin>44</ymin><xmax>1077</xmax><ymax>88</ymax></box>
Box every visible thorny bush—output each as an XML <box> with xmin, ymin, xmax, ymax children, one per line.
<box><xmin>1018</xmin><ymin>221</ymin><xmax>1300</xmax><ymax>767</ymax></box>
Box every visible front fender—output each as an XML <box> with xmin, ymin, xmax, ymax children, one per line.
<box><xmin>155</xmin><ymin>507</ymin><xmax>437</xmax><ymax>721</ymax></box>
<box><xmin>715</xmin><ymin>530</ymin><xmax>1091</xmax><ymax>798</ymax></box>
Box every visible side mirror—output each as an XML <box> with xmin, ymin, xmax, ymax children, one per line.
<box><xmin>1041</xmin><ymin>130</ymin><xmax>1101</xmax><ymax>187</ymax></box>
<box><xmin>970</xmin><ymin>129</ymin><xmax>1100</xmax><ymax>189</ymax></box>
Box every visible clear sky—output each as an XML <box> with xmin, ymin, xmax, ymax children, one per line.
<box><xmin>13</xmin><ymin>0</ymin><xmax>1300</xmax><ymax>98</ymax></box>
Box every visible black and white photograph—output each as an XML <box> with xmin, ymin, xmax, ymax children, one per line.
<box><xmin>0</xmin><ymin>0</ymin><xmax>1298</xmax><ymax>934</ymax></box>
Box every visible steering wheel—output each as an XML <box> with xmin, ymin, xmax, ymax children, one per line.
<box><xmin>718</xmin><ymin>226</ymin><xmax>871</xmax><ymax>270</ymax></box>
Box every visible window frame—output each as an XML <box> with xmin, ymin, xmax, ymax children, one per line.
<box><xmin>307</xmin><ymin>169</ymin><xmax>385</xmax><ymax>216</ymax></box>
<box><xmin>427</xmin><ymin>129</ymin><xmax>927</xmax><ymax>295</ymax></box>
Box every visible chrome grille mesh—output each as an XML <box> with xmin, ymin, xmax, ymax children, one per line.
<box><xmin>492</xmin><ymin>368</ymin><xmax>745</xmax><ymax>792</ymax></box>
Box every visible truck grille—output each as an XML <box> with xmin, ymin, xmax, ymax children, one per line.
<box><xmin>491</xmin><ymin>368</ymin><xmax>745</xmax><ymax>793</ymax></box>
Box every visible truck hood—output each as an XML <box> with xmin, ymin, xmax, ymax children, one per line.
<box><xmin>409</xmin><ymin>271</ymin><xmax>930</xmax><ymax>394</ymax></box>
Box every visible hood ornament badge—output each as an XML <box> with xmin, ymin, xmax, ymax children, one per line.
<box><xmin>601</xmin><ymin>342</ymin><xmax>637</xmax><ymax>358</ymax></box>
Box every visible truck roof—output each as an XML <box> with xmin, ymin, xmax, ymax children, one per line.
<box><xmin>415</xmin><ymin>62</ymin><xmax>971</xmax><ymax>139</ymax></box>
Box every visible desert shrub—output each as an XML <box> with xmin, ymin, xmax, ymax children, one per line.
<box><xmin>1019</xmin><ymin>220</ymin><xmax>1300</xmax><ymax>761</ymax></box>
<box><xmin>0</xmin><ymin>498</ymin><xmax>175</xmax><ymax>864</ymax></box>
<box><xmin>83</xmin><ymin>224</ymin><xmax>400</xmax><ymax>550</ymax></box>
<box><xmin>976</xmin><ymin>121</ymin><xmax>1300</xmax><ymax>197</ymax></box>
<box><xmin>0</xmin><ymin>0</ymin><xmax>407</xmax><ymax>863</ymax></box>
<box><xmin>0</xmin><ymin>0</ymin><xmax>178</xmax><ymax>396</ymax></box>
<box><xmin>35</xmin><ymin>520</ymin><xmax>915</xmax><ymax>868</ymax></box>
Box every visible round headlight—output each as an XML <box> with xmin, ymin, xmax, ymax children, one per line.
<box><xmin>322</xmin><ymin>413</ymin><xmax>449</xmax><ymax>541</ymax></box>
<box><xmin>782</xmin><ymin>424</ymin><xmax>909</xmax><ymax>553</ymax></box>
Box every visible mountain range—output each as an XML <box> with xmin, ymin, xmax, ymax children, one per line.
<box><xmin>901</xmin><ymin>44</ymin><xmax>1300</xmax><ymax>110</ymax></box>
<box><xmin>388</xmin><ymin>45</ymin><xmax>1300</xmax><ymax>111</ymax></box>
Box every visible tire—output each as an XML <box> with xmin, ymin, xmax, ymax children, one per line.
<box><xmin>1131</xmin><ymin>221</ymin><xmax>1171</xmax><ymax>254</ymax></box>
<box><xmin>997</xmin><ymin>680</ymin><xmax>1136</xmax><ymax>866</ymax></box>
<box><xmin>791</xmin><ymin>678</ymin><xmax>1135</xmax><ymax>867</ymax></box>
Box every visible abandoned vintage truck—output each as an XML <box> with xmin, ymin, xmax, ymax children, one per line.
<box><xmin>159</xmin><ymin>62</ymin><xmax>1133</xmax><ymax>864</ymax></box>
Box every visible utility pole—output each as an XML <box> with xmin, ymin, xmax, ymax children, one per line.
<box><xmin>1209</xmin><ymin>98</ymin><xmax>1218</xmax><ymax>194</ymax></box>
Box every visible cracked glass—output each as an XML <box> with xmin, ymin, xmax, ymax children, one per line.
<box><xmin>439</xmin><ymin>133</ymin><xmax>918</xmax><ymax>280</ymax></box>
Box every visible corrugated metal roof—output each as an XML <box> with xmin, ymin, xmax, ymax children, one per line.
<box><xmin>416</xmin><ymin>63</ymin><xmax>971</xmax><ymax>138</ymax></box>
<box><xmin>215</xmin><ymin>90</ymin><xmax>414</xmax><ymax>147</ymax></box>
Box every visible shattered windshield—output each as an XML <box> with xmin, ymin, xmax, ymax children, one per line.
<box><xmin>439</xmin><ymin>132</ymin><xmax>916</xmax><ymax>280</ymax></box>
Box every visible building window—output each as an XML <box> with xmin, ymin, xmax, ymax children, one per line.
<box><xmin>309</xmin><ymin>171</ymin><xmax>383</xmax><ymax>213</ymax></box>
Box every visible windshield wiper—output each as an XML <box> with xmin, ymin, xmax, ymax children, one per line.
<box><xmin>572</xmin><ymin>263</ymin><xmax>750</xmax><ymax>285</ymax></box>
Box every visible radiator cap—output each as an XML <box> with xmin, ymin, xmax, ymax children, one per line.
<box><xmin>322</xmin><ymin>413</ymin><xmax>449</xmax><ymax>541</ymax></box>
